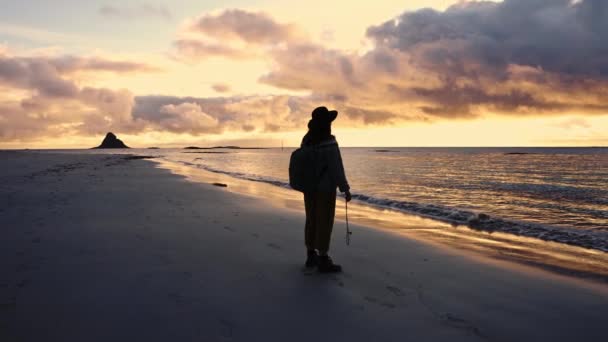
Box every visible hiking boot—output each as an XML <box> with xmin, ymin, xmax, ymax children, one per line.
<box><xmin>317</xmin><ymin>255</ymin><xmax>342</xmax><ymax>273</ymax></box>
<box><xmin>305</xmin><ymin>250</ymin><xmax>319</xmax><ymax>268</ymax></box>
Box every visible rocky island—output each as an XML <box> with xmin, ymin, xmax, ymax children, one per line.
<box><xmin>95</xmin><ymin>132</ymin><xmax>129</xmax><ymax>149</ymax></box>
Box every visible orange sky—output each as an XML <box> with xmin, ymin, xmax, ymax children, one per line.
<box><xmin>0</xmin><ymin>0</ymin><xmax>607</xmax><ymax>148</ymax></box>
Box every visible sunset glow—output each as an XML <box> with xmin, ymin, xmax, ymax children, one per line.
<box><xmin>1</xmin><ymin>0</ymin><xmax>607</xmax><ymax>148</ymax></box>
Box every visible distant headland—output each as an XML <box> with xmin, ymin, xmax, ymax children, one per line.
<box><xmin>183</xmin><ymin>146</ymin><xmax>267</xmax><ymax>150</ymax></box>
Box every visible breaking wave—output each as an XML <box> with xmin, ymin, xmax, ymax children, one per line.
<box><xmin>175</xmin><ymin>160</ymin><xmax>608</xmax><ymax>253</ymax></box>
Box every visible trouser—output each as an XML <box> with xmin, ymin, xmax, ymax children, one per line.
<box><xmin>303</xmin><ymin>191</ymin><xmax>336</xmax><ymax>253</ymax></box>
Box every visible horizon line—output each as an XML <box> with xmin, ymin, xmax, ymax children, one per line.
<box><xmin>2</xmin><ymin>146</ymin><xmax>607</xmax><ymax>151</ymax></box>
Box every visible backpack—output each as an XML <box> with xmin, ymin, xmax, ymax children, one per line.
<box><xmin>289</xmin><ymin>146</ymin><xmax>321</xmax><ymax>192</ymax></box>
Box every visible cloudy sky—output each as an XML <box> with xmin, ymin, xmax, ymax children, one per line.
<box><xmin>1</xmin><ymin>0</ymin><xmax>607</xmax><ymax>148</ymax></box>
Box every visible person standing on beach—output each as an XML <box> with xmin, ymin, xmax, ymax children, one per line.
<box><xmin>301</xmin><ymin>106</ymin><xmax>352</xmax><ymax>273</ymax></box>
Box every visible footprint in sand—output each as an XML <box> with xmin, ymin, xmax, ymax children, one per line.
<box><xmin>386</xmin><ymin>285</ymin><xmax>406</xmax><ymax>297</ymax></box>
<box><xmin>223</xmin><ymin>226</ymin><xmax>235</xmax><ymax>233</ymax></box>
<box><xmin>301</xmin><ymin>267</ymin><xmax>315</xmax><ymax>276</ymax></box>
<box><xmin>154</xmin><ymin>254</ymin><xmax>173</xmax><ymax>265</ymax></box>
<box><xmin>0</xmin><ymin>302</ymin><xmax>17</xmax><ymax>313</ymax></box>
<box><xmin>266</xmin><ymin>243</ymin><xmax>282</xmax><ymax>250</ymax></box>
<box><xmin>363</xmin><ymin>296</ymin><xmax>378</xmax><ymax>304</ymax></box>
<box><xmin>218</xmin><ymin>318</ymin><xmax>235</xmax><ymax>340</ymax></box>
<box><xmin>329</xmin><ymin>275</ymin><xmax>345</xmax><ymax>287</ymax></box>
<box><xmin>167</xmin><ymin>292</ymin><xmax>186</xmax><ymax>304</ymax></box>
<box><xmin>16</xmin><ymin>263</ymin><xmax>38</xmax><ymax>272</ymax></box>
<box><xmin>363</xmin><ymin>296</ymin><xmax>396</xmax><ymax>309</ymax></box>
<box><xmin>441</xmin><ymin>313</ymin><xmax>483</xmax><ymax>337</ymax></box>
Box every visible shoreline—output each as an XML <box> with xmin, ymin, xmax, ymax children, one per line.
<box><xmin>169</xmin><ymin>157</ymin><xmax>608</xmax><ymax>254</ymax></box>
<box><xmin>2</xmin><ymin>152</ymin><xmax>607</xmax><ymax>341</ymax></box>
<box><xmin>6</xmin><ymin>147</ymin><xmax>608</xmax><ymax>253</ymax></box>
<box><xmin>155</xmin><ymin>158</ymin><xmax>608</xmax><ymax>285</ymax></box>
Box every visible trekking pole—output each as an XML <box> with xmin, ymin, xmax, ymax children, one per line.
<box><xmin>345</xmin><ymin>199</ymin><xmax>352</xmax><ymax>245</ymax></box>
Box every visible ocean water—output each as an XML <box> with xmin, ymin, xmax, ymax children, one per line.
<box><xmin>42</xmin><ymin>146</ymin><xmax>608</xmax><ymax>253</ymax></box>
<box><xmin>159</xmin><ymin>147</ymin><xmax>608</xmax><ymax>252</ymax></box>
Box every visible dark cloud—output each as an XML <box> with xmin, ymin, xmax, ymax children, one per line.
<box><xmin>260</xmin><ymin>0</ymin><xmax>608</xmax><ymax>120</ymax></box>
<box><xmin>0</xmin><ymin>55</ymin><xmax>157</xmax><ymax>97</ymax></box>
<box><xmin>48</xmin><ymin>56</ymin><xmax>159</xmax><ymax>74</ymax></box>
<box><xmin>211</xmin><ymin>83</ymin><xmax>231</xmax><ymax>93</ymax></box>
<box><xmin>5</xmin><ymin>2</ymin><xmax>608</xmax><ymax>143</ymax></box>
<box><xmin>0</xmin><ymin>54</ymin><xmax>157</xmax><ymax>109</ymax></box>
<box><xmin>0</xmin><ymin>102</ymin><xmax>50</xmax><ymax>140</ymax></box>
<box><xmin>264</xmin><ymin>123</ymin><xmax>281</xmax><ymax>132</ymax></box>
<box><xmin>132</xmin><ymin>95</ymin><xmax>316</xmax><ymax>135</ymax></box>
<box><xmin>554</xmin><ymin>117</ymin><xmax>591</xmax><ymax>129</ymax></box>
<box><xmin>0</xmin><ymin>53</ymin><xmax>155</xmax><ymax>140</ymax></box>
<box><xmin>132</xmin><ymin>95</ymin><xmax>233</xmax><ymax>124</ymax></box>
<box><xmin>131</xmin><ymin>95</ymin><xmax>244</xmax><ymax>134</ymax></box>
<box><xmin>158</xmin><ymin>102</ymin><xmax>220</xmax><ymax>134</ymax></box>
<box><xmin>242</xmin><ymin>124</ymin><xmax>256</xmax><ymax>132</ymax></box>
<box><xmin>413</xmin><ymin>85</ymin><xmax>565</xmax><ymax>117</ymax></box>
<box><xmin>99</xmin><ymin>3</ymin><xmax>172</xmax><ymax>20</ymax></box>
<box><xmin>173</xmin><ymin>39</ymin><xmax>254</xmax><ymax>60</ymax></box>
<box><xmin>367</xmin><ymin>0</ymin><xmax>608</xmax><ymax>78</ymax></box>
<box><xmin>0</xmin><ymin>55</ymin><xmax>78</xmax><ymax>97</ymax></box>
<box><xmin>341</xmin><ymin>106</ymin><xmax>398</xmax><ymax>124</ymax></box>
<box><xmin>259</xmin><ymin>43</ymin><xmax>360</xmax><ymax>91</ymax></box>
<box><xmin>187</xmin><ymin>9</ymin><xmax>297</xmax><ymax>44</ymax></box>
<box><xmin>173</xmin><ymin>9</ymin><xmax>300</xmax><ymax>60</ymax></box>
<box><xmin>172</xmin><ymin>9</ymin><xmax>431</xmax><ymax>124</ymax></box>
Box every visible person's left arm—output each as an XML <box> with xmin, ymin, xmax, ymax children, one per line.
<box><xmin>328</xmin><ymin>144</ymin><xmax>351</xmax><ymax>199</ymax></box>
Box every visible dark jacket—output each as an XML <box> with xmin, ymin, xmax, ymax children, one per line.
<box><xmin>301</xmin><ymin>134</ymin><xmax>350</xmax><ymax>193</ymax></box>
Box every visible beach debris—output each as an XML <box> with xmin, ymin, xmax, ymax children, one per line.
<box><xmin>184</xmin><ymin>146</ymin><xmax>267</xmax><ymax>150</ymax></box>
<box><xmin>212</xmin><ymin>182</ymin><xmax>228</xmax><ymax>187</ymax></box>
<box><xmin>478</xmin><ymin>213</ymin><xmax>490</xmax><ymax>221</ymax></box>
<box><xmin>183</xmin><ymin>151</ymin><xmax>231</xmax><ymax>154</ymax></box>
<box><xmin>468</xmin><ymin>213</ymin><xmax>491</xmax><ymax>228</ymax></box>
<box><xmin>123</xmin><ymin>155</ymin><xmax>156</xmax><ymax>160</ymax></box>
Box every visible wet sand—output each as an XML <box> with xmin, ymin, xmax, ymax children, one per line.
<box><xmin>1</xmin><ymin>152</ymin><xmax>607</xmax><ymax>341</ymax></box>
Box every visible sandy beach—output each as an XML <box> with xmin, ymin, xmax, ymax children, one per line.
<box><xmin>1</xmin><ymin>151</ymin><xmax>607</xmax><ymax>342</ymax></box>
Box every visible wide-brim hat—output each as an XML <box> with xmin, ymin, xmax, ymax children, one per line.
<box><xmin>311</xmin><ymin>106</ymin><xmax>338</xmax><ymax>122</ymax></box>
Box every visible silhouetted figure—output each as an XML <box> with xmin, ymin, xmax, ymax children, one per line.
<box><xmin>299</xmin><ymin>106</ymin><xmax>352</xmax><ymax>273</ymax></box>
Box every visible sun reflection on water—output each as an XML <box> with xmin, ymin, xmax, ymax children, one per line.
<box><xmin>155</xmin><ymin>158</ymin><xmax>608</xmax><ymax>285</ymax></box>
